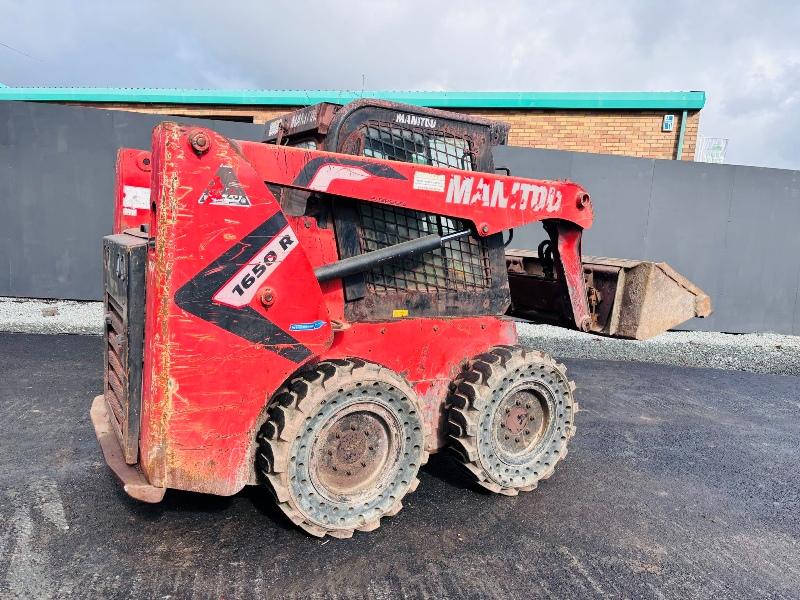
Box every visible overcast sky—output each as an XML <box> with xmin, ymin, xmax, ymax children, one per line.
<box><xmin>2</xmin><ymin>1</ymin><xmax>799</xmax><ymax>169</ymax></box>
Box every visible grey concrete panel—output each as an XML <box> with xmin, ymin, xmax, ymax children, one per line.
<box><xmin>493</xmin><ymin>145</ymin><xmax>575</xmax><ymax>180</ymax></box>
<box><xmin>0</xmin><ymin>102</ymin><xmax>263</xmax><ymax>300</ymax></box>
<box><xmin>644</xmin><ymin>160</ymin><xmax>737</xmax><ymax>332</ymax></box>
<box><xmin>795</xmin><ymin>249</ymin><xmax>800</xmax><ymax>336</ymax></box>
<box><xmin>722</xmin><ymin>166</ymin><xmax>800</xmax><ymax>334</ymax></box>
<box><xmin>569</xmin><ymin>152</ymin><xmax>654</xmax><ymax>258</ymax></box>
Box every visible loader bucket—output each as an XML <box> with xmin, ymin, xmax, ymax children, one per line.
<box><xmin>506</xmin><ymin>250</ymin><xmax>712</xmax><ymax>340</ymax></box>
<box><xmin>580</xmin><ymin>256</ymin><xmax>712</xmax><ymax>339</ymax></box>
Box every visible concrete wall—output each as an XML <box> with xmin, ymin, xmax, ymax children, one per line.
<box><xmin>1</xmin><ymin>102</ymin><xmax>798</xmax><ymax>334</ymax></box>
<box><xmin>0</xmin><ymin>101</ymin><xmax>263</xmax><ymax>301</ymax></box>
<box><xmin>494</xmin><ymin>146</ymin><xmax>800</xmax><ymax>334</ymax></box>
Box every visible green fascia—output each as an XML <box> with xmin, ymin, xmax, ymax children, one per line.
<box><xmin>0</xmin><ymin>88</ymin><xmax>706</xmax><ymax>110</ymax></box>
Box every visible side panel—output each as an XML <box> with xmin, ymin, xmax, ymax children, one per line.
<box><xmin>114</xmin><ymin>149</ymin><xmax>153</xmax><ymax>233</ymax></box>
<box><xmin>140</xmin><ymin>123</ymin><xmax>333</xmax><ymax>495</ymax></box>
<box><xmin>322</xmin><ymin>317</ymin><xmax>518</xmax><ymax>451</ymax></box>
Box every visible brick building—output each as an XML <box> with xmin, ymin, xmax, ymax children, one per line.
<box><xmin>0</xmin><ymin>88</ymin><xmax>704</xmax><ymax>160</ymax></box>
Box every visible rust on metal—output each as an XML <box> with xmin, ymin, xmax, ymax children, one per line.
<box><xmin>187</xmin><ymin>129</ymin><xmax>210</xmax><ymax>155</ymax></box>
<box><xmin>497</xmin><ymin>390</ymin><xmax>549</xmax><ymax>454</ymax></box>
<box><xmin>259</xmin><ymin>287</ymin><xmax>276</xmax><ymax>308</ymax></box>
<box><xmin>313</xmin><ymin>406</ymin><xmax>397</xmax><ymax>498</ymax></box>
<box><xmin>90</xmin><ymin>395</ymin><xmax>166</xmax><ymax>503</ymax></box>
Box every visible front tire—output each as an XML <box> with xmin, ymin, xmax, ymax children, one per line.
<box><xmin>447</xmin><ymin>346</ymin><xmax>577</xmax><ymax>495</ymax></box>
<box><xmin>256</xmin><ymin>359</ymin><xmax>428</xmax><ymax>538</ymax></box>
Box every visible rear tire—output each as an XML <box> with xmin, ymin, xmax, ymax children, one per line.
<box><xmin>447</xmin><ymin>346</ymin><xmax>577</xmax><ymax>495</ymax></box>
<box><xmin>256</xmin><ymin>359</ymin><xmax>428</xmax><ymax>538</ymax></box>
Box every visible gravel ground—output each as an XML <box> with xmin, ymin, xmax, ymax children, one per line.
<box><xmin>517</xmin><ymin>323</ymin><xmax>800</xmax><ymax>377</ymax></box>
<box><xmin>2</xmin><ymin>297</ymin><xmax>799</xmax><ymax>376</ymax></box>
<box><xmin>0</xmin><ymin>297</ymin><xmax>103</xmax><ymax>336</ymax></box>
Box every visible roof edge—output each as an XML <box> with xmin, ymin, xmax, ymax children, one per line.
<box><xmin>0</xmin><ymin>88</ymin><xmax>706</xmax><ymax>110</ymax></box>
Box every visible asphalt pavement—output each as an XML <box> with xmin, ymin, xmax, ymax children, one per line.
<box><xmin>1</xmin><ymin>333</ymin><xmax>798</xmax><ymax>599</ymax></box>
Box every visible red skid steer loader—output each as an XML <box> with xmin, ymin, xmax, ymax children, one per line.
<box><xmin>95</xmin><ymin>101</ymin><xmax>710</xmax><ymax>538</ymax></box>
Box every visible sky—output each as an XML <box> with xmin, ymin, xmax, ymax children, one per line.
<box><xmin>1</xmin><ymin>0</ymin><xmax>799</xmax><ymax>170</ymax></box>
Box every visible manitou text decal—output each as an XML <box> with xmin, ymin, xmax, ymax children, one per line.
<box><xmin>213</xmin><ymin>226</ymin><xmax>298</xmax><ymax>308</ymax></box>
<box><xmin>444</xmin><ymin>174</ymin><xmax>563</xmax><ymax>212</ymax></box>
<box><xmin>395</xmin><ymin>113</ymin><xmax>437</xmax><ymax>128</ymax></box>
<box><xmin>290</xmin><ymin>109</ymin><xmax>317</xmax><ymax>129</ymax></box>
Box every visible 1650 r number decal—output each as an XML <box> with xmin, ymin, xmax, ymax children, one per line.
<box><xmin>213</xmin><ymin>227</ymin><xmax>297</xmax><ymax>308</ymax></box>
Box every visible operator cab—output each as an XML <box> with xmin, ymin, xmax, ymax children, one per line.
<box><xmin>263</xmin><ymin>100</ymin><xmax>511</xmax><ymax>321</ymax></box>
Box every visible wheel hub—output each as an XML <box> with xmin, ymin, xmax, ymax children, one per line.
<box><xmin>504</xmin><ymin>406</ymin><xmax>529</xmax><ymax>434</ymax></box>
<box><xmin>313</xmin><ymin>405</ymin><xmax>395</xmax><ymax>499</ymax></box>
<box><xmin>495</xmin><ymin>389</ymin><xmax>549</xmax><ymax>455</ymax></box>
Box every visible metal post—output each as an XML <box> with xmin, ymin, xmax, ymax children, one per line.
<box><xmin>676</xmin><ymin>109</ymin><xmax>688</xmax><ymax>160</ymax></box>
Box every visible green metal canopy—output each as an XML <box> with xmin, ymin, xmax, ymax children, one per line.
<box><xmin>0</xmin><ymin>87</ymin><xmax>706</xmax><ymax>110</ymax></box>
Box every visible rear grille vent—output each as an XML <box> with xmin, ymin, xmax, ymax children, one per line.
<box><xmin>102</xmin><ymin>234</ymin><xmax>146</xmax><ymax>465</ymax></box>
<box><xmin>104</xmin><ymin>294</ymin><xmax>127</xmax><ymax>430</ymax></box>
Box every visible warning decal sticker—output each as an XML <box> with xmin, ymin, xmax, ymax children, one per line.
<box><xmin>122</xmin><ymin>185</ymin><xmax>151</xmax><ymax>210</ymax></box>
<box><xmin>198</xmin><ymin>165</ymin><xmax>252</xmax><ymax>207</ymax></box>
<box><xmin>412</xmin><ymin>171</ymin><xmax>446</xmax><ymax>193</ymax></box>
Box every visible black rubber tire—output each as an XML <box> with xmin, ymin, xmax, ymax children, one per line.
<box><xmin>447</xmin><ymin>345</ymin><xmax>577</xmax><ymax>495</ymax></box>
<box><xmin>256</xmin><ymin>358</ymin><xmax>428</xmax><ymax>538</ymax></box>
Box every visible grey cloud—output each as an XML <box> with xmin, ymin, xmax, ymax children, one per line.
<box><xmin>1</xmin><ymin>0</ymin><xmax>798</xmax><ymax>168</ymax></box>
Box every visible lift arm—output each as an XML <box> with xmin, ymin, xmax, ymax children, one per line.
<box><xmin>232</xmin><ymin>134</ymin><xmax>594</xmax><ymax>330</ymax></box>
